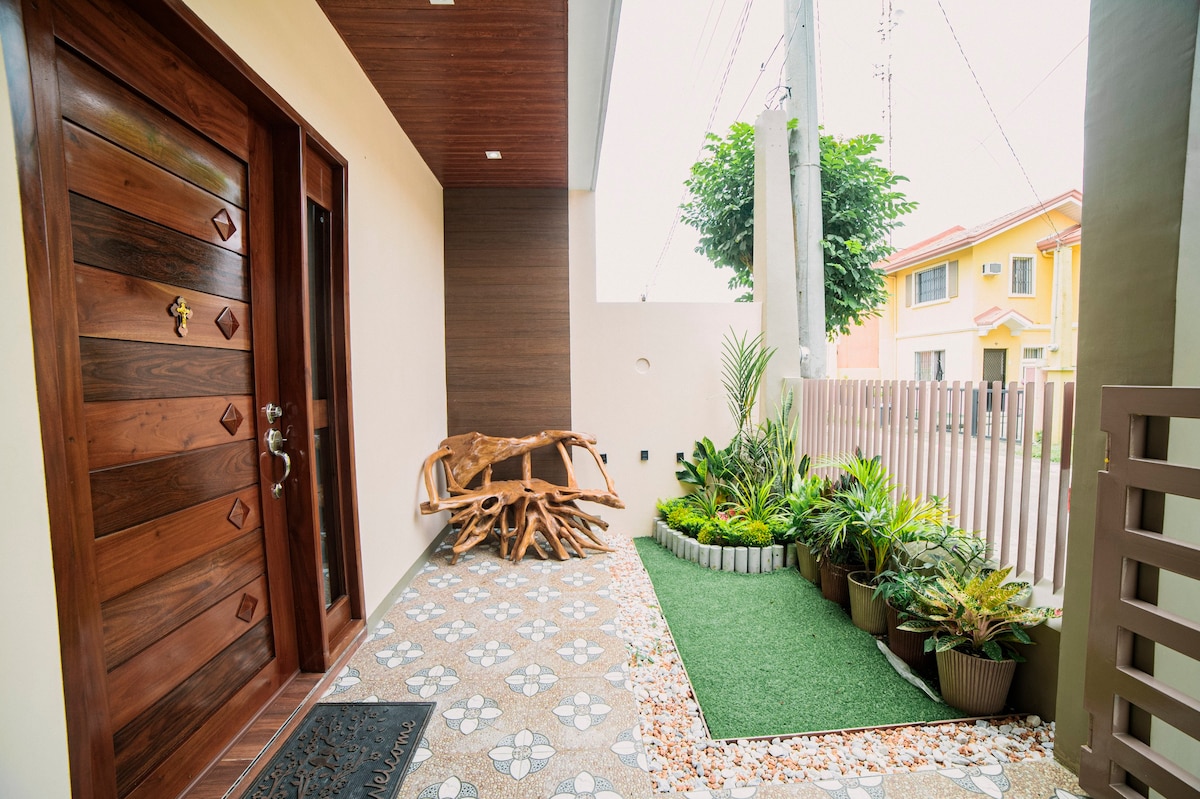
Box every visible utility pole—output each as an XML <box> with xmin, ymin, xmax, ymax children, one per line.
<box><xmin>784</xmin><ymin>0</ymin><xmax>827</xmax><ymax>378</ymax></box>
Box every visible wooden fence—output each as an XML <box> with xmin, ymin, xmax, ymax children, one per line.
<box><xmin>797</xmin><ymin>379</ymin><xmax>1075</xmax><ymax>591</ymax></box>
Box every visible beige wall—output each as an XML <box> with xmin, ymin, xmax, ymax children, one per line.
<box><xmin>568</xmin><ymin>191</ymin><xmax>760</xmax><ymax>530</ymax></box>
<box><xmin>0</xmin><ymin>2</ymin><xmax>449</xmax><ymax>793</ymax></box>
<box><xmin>0</xmin><ymin>38</ymin><xmax>73</xmax><ymax>799</ymax></box>
<box><xmin>184</xmin><ymin>0</ymin><xmax>449</xmax><ymax>615</ymax></box>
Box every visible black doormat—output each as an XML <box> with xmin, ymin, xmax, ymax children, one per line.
<box><xmin>239</xmin><ymin>702</ymin><xmax>434</xmax><ymax>799</ymax></box>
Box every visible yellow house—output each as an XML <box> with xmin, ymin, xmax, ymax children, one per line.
<box><xmin>837</xmin><ymin>189</ymin><xmax>1083</xmax><ymax>391</ymax></box>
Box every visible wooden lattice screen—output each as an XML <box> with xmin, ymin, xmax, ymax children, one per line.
<box><xmin>1081</xmin><ymin>385</ymin><xmax>1200</xmax><ymax>798</ymax></box>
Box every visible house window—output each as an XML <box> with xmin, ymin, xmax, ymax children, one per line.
<box><xmin>1011</xmin><ymin>255</ymin><xmax>1035</xmax><ymax>296</ymax></box>
<box><xmin>915</xmin><ymin>264</ymin><xmax>947</xmax><ymax>304</ymax></box>
<box><xmin>1022</xmin><ymin>346</ymin><xmax>1044</xmax><ymax>361</ymax></box>
<box><xmin>914</xmin><ymin>350</ymin><xmax>945</xmax><ymax>381</ymax></box>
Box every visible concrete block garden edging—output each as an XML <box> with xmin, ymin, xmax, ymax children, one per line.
<box><xmin>651</xmin><ymin>519</ymin><xmax>795</xmax><ymax>574</ymax></box>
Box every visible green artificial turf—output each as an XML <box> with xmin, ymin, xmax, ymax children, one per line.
<box><xmin>634</xmin><ymin>537</ymin><xmax>959</xmax><ymax>739</ymax></box>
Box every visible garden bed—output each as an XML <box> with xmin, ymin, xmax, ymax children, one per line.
<box><xmin>634</xmin><ymin>537</ymin><xmax>960</xmax><ymax>739</ymax></box>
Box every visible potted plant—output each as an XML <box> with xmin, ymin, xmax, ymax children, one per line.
<box><xmin>808</xmin><ymin>452</ymin><xmax>893</xmax><ymax>614</ymax></box>
<box><xmin>786</xmin><ymin>473</ymin><xmax>828</xmax><ymax>585</ymax></box>
<box><xmin>899</xmin><ymin>564</ymin><xmax>1060</xmax><ymax>716</ymax></box>
<box><xmin>876</xmin><ymin>525</ymin><xmax>988</xmax><ymax>670</ymax></box>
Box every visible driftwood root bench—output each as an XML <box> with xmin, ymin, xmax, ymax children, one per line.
<box><xmin>420</xmin><ymin>430</ymin><xmax>623</xmax><ymax>563</ymax></box>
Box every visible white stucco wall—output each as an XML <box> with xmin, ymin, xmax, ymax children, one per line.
<box><xmin>0</xmin><ymin>3</ymin><xmax>448</xmax><ymax>794</ymax></box>
<box><xmin>568</xmin><ymin>191</ymin><xmax>760</xmax><ymax>532</ymax></box>
<box><xmin>183</xmin><ymin>0</ymin><xmax>449</xmax><ymax>615</ymax></box>
<box><xmin>0</xmin><ymin>37</ymin><xmax>73</xmax><ymax>799</ymax></box>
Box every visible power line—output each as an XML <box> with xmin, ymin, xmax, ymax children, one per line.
<box><xmin>644</xmin><ymin>0</ymin><xmax>757</xmax><ymax>300</ymax></box>
<box><xmin>735</xmin><ymin>0</ymin><xmax>804</xmax><ymax>120</ymax></box>
<box><xmin>937</xmin><ymin>0</ymin><xmax>1060</xmax><ymax>237</ymax></box>
<box><xmin>974</xmin><ymin>33</ymin><xmax>1087</xmax><ymax>151</ymax></box>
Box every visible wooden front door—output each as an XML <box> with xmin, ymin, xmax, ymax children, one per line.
<box><xmin>3</xmin><ymin>0</ymin><xmax>358</xmax><ymax>796</ymax></box>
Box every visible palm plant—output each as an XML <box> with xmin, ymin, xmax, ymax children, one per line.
<box><xmin>720</xmin><ymin>329</ymin><xmax>774</xmax><ymax>448</ymax></box>
<box><xmin>684</xmin><ymin>485</ymin><xmax>727</xmax><ymax>519</ymax></box>
<box><xmin>724</xmin><ymin>474</ymin><xmax>789</xmax><ymax>526</ymax></box>
<box><xmin>852</xmin><ymin>493</ymin><xmax>947</xmax><ymax>580</ymax></box>
<box><xmin>899</xmin><ymin>564</ymin><xmax>1060</xmax><ymax>661</ymax></box>
<box><xmin>807</xmin><ymin>451</ymin><xmax>892</xmax><ymax>564</ymax></box>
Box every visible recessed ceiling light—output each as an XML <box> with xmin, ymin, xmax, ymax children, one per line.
<box><xmin>485</xmin><ymin>150</ymin><xmax>502</xmax><ymax>160</ymax></box>
<box><xmin>430</xmin><ymin>0</ymin><xmax>453</xmax><ymax>4</ymax></box>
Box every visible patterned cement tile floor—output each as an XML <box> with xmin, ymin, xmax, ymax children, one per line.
<box><xmin>318</xmin><ymin>532</ymin><xmax>1089</xmax><ymax>799</ymax></box>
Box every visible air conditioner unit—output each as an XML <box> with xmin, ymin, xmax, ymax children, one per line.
<box><xmin>981</xmin><ymin>262</ymin><xmax>1002</xmax><ymax>276</ymax></box>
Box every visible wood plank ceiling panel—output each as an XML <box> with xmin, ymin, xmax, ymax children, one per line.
<box><xmin>317</xmin><ymin>0</ymin><xmax>568</xmax><ymax>188</ymax></box>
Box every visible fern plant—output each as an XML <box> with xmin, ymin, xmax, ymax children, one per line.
<box><xmin>898</xmin><ymin>564</ymin><xmax>1060</xmax><ymax>661</ymax></box>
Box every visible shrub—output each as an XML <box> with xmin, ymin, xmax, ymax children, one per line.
<box><xmin>767</xmin><ymin>517</ymin><xmax>790</xmax><ymax>544</ymax></box>
<box><xmin>656</xmin><ymin>496</ymin><xmax>689</xmax><ymax>519</ymax></box>
<box><xmin>724</xmin><ymin>519</ymin><xmax>773</xmax><ymax>548</ymax></box>
<box><xmin>697</xmin><ymin>522</ymin><xmax>719</xmax><ymax>546</ymax></box>
<box><xmin>742</xmin><ymin>520</ymin><xmax>775</xmax><ymax>548</ymax></box>
<box><xmin>666</xmin><ymin>506</ymin><xmax>691</xmax><ymax>531</ymax></box>
<box><xmin>675</xmin><ymin>511</ymin><xmax>708</xmax><ymax>538</ymax></box>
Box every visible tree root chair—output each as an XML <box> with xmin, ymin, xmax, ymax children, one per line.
<box><xmin>420</xmin><ymin>430</ymin><xmax>624</xmax><ymax>564</ymax></box>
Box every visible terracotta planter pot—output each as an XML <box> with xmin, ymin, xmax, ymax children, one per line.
<box><xmin>886</xmin><ymin>602</ymin><xmax>933</xmax><ymax>673</ymax></box>
<box><xmin>936</xmin><ymin>646</ymin><xmax>1017</xmax><ymax>716</ymax></box>
<box><xmin>819</xmin><ymin>560</ymin><xmax>858</xmax><ymax>607</ymax></box>
<box><xmin>847</xmin><ymin>571</ymin><xmax>887</xmax><ymax>634</ymax></box>
<box><xmin>796</xmin><ymin>542</ymin><xmax>821</xmax><ymax>586</ymax></box>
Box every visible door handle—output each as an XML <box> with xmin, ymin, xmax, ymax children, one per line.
<box><xmin>265</xmin><ymin>428</ymin><xmax>291</xmax><ymax>499</ymax></box>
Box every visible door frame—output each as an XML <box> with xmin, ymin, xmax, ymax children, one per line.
<box><xmin>0</xmin><ymin>0</ymin><xmax>364</xmax><ymax>795</ymax></box>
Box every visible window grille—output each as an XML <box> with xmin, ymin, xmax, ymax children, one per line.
<box><xmin>915</xmin><ymin>264</ymin><xmax>947</xmax><ymax>303</ymax></box>
<box><xmin>1011</xmin><ymin>256</ymin><xmax>1034</xmax><ymax>295</ymax></box>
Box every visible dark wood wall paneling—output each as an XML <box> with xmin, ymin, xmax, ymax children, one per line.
<box><xmin>443</xmin><ymin>188</ymin><xmax>571</xmax><ymax>482</ymax></box>
<box><xmin>316</xmin><ymin>0</ymin><xmax>568</xmax><ymax>188</ymax></box>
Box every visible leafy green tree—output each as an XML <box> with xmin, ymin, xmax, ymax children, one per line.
<box><xmin>680</xmin><ymin>121</ymin><xmax>916</xmax><ymax>337</ymax></box>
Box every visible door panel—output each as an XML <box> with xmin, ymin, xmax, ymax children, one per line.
<box><xmin>57</xmin><ymin>48</ymin><xmax>247</xmax><ymax>207</ymax></box>
<box><xmin>75</xmin><ymin>264</ymin><xmax>252</xmax><ymax>349</ymax></box>
<box><xmin>100</xmin><ymin>531</ymin><xmax>267</xmax><ymax>668</ymax></box>
<box><xmin>111</xmin><ymin>621</ymin><xmax>275</xmax><ymax>797</ymax></box>
<box><xmin>93</xmin><ymin>487</ymin><xmax>262</xmax><ymax>602</ymax></box>
<box><xmin>50</xmin><ymin>0</ymin><xmax>252</xmax><ymax>162</ymax></box>
<box><xmin>64</xmin><ymin>121</ymin><xmax>246</xmax><ymax>251</ymax></box>
<box><xmin>70</xmin><ymin>193</ymin><xmax>249</xmax><ymax>300</ymax></box>
<box><xmin>85</xmin><ymin>395</ymin><xmax>257</xmax><ymax>469</ymax></box>
<box><xmin>89</xmin><ymin>439</ymin><xmax>259</xmax><ymax>536</ymax></box>
<box><xmin>107</xmin><ymin>574</ymin><xmax>271</xmax><ymax>730</ymax></box>
<box><xmin>80</xmin><ymin>338</ymin><xmax>253</xmax><ymax>401</ymax></box>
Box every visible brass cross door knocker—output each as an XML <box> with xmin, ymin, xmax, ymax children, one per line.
<box><xmin>169</xmin><ymin>296</ymin><xmax>193</xmax><ymax>337</ymax></box>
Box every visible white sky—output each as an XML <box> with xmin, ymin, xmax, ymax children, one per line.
<box><xmin>594</xmin><ymin>0</ymin><xmax>1090</xmax><ymax>302</ymax></box>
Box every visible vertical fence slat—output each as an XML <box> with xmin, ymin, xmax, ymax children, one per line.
<box><xmin>853</xmin><ymin>380</ymin><xmax>864</xmax><ymax>455</ymax></box>
<box><xmin>1054</xmin><ymin>382</ymin><xmax>1075</xmax><ymax>592</ymax></box>
<box><xmin>912</xmin><ymin>381</ymin><xmax>921</xmax><ymax>499</ymax></box>
<box><xmin>1035</xmin><ymin>381</ymin><xmax>1056</xmax><ymax>584</ymax></box>
<box><xmin>821</xmin><ymin>379</ymin><xmax>831</xmax><ymax>467</ymax></box>
<box><xmin>972</xmin><ymin>383</ymin><xmax>987</xmax><ymax>534</ymax></box>
<box><xmin>840</xmin><ymin>381</ymin><xmax>849</xmax><ymax>460</ymax></box>
<box><xmin>873</xmin><ymin>379</ymin><xmax>883</xmax><ymax>458</ymax></box>
<box><xmin>960</xmin><ymin>382</ymin><xmax>975</xmax><ymax>528</ymax></box>
<box><xmin>1000</xmin><ymin>381</ymin><xmax>1020</xmax><ymax>569</ymax></box>
<box><xmin>1017</xmin><ymin>381</ymin><xmax>1036</xmax><ymax>577</ymax></box>
<box><xmin>948</xmin><ymin>381</ymin><xmax>962</xmax><ymax>521</ymax></box>
<box><xmin>883</xmin><ymin>381</ymin><xmax>895</xmax><ymax>476</ymax></box>
<box><xmin>933</xmin><ymin>382</ymin><xmax>946</xmax><ymax>501</ymax></box>
<box><xmin>898</xmin><ymin>381</ymin><xmax>911</xmax><ymax>501</ymax></box>
<box><xmin>986</xmin><ymin>381</ymin><xmax>1003</xmax><ymax>551</ymax></box>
